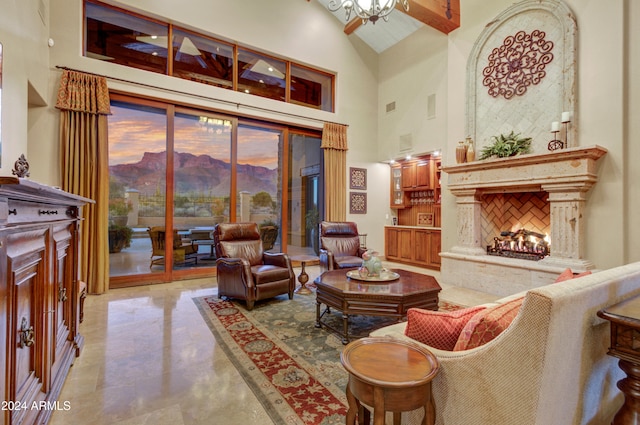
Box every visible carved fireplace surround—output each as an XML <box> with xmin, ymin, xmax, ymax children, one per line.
<box><xmin>440</xmin><ymin>145</ymin><xmax>607</xmax><ymax>296</ymax></box>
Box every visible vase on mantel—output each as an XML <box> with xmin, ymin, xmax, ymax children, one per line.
<box><xmin>466</xmin><ymin>137</ymin><xmax>475</xmax><ymax>162</ymax></box>
<box><xmin>456</xmin><ymin>141</ymin><xmax>467</xmax><ymax>164</ymax></box>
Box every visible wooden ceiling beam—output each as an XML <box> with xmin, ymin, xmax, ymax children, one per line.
<box><xmin>343</xmin><ymin>0</ymin><xmax>460</xmax><ymax>36</ymax></box>
<box><xmin>344</xmin><ymin>17</ymin><xmax>363</xmax><ymax>35</ymax></box>
<box><xmin>406</xmin><ymin>0</ymin><xmax>460</xmax><ymax>34</ymax></box>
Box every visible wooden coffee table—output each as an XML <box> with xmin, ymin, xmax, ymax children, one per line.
<box><xmin>315</xmin><ymin>268</ymin><xmax>441</xmax><ymax>344</ymax></box>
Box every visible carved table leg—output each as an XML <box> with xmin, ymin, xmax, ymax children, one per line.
<box><xmin>613</xmin><ymin>360</ymin><xmax>640</xmax><ymax>425</ymax></box>
<box><xmin>346</xmin><ymin>381</ymin><xmax>358</xmax><ymax>425</ymax></box>
<box><xmin>296</xmin><ymin>261</ymin><xmax>312</xmax><ymax>295</ymax></box>
<box><xmin>315</xmin><ymin>301</ymin><xmax>321</xmax><ymax>328</ymax></box>
<box><xmin>342</xmin><ymin>312</ymin><xmax>350</xmax><ymax>345</ymax></box>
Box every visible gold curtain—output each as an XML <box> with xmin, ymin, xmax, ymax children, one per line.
<box><xmin>321</xmin><ymin>122</ymin><xmax>348</xmax><ymax>221</ymax></box>
<box><xmin>56</xmin><ymin>70</ymin><xmax>111</xmax><ymax>294</ymax></box>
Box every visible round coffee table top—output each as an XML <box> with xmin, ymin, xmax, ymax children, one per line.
<box><xmin>290</xmin><ymin>254</ymin><xmax>319</xmax><ymax>263</ymax></box>
<box><xmin>341</xmin><ymin>337</ymin><xmax>439</xmax><ymax>387</ymax></box>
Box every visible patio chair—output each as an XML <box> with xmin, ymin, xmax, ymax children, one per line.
<box><xmin>148</xmin><ymin>226</ymin><xmax>198</xmax><ymax>268</ymax></box>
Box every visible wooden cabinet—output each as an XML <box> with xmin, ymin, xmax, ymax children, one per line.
<box><xmin>390</xmin><ymin>157</ymin><xmax>440</xmax><ymax>210</ymax></box>
<box><xmin>0</xmin><ymin>177</ymin><xmax>90</xmax><ymax>425</ymax></box>
<box><xmin>385</xmin><ymin>227</ymin><xmax>441</xmax><ymax>270</ymax></box>
<box><xmin>401</xmin><ymin>160</ymin><xmax>430</xmax><ymax>190</ymax></box>
<box><xmin>415</xmin><ymin>161</ymin><xmax>431</xmax><ymax>188</ymax></box>
<box><xmin>390</xmin><ymin>165</ymin><xmax>405</xmax><ymax>208</ymax></box>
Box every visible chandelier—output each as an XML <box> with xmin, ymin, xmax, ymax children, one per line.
<box><xmin>328</xmin><ymin>0</ymin><xmax>409</xmax><ymax>24</ymax></box>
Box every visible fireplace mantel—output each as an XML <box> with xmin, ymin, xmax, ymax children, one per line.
<box><xmin>440</xmin><ymin>145</ymin><xmax>608</xmax><ymax>296</ymax></box>
<box><xmin>442</xmin><ymin>145</ymin><xmax>607</xmax><ymax>194</ymax></box>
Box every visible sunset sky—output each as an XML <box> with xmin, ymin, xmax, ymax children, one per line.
<box><xmin>108</xmin><ymin>103</ymin><xmax>280</xmax><ymax>169</ymax></box>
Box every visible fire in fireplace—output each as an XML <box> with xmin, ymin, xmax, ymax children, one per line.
<box><xmin>487</xmin><ymin>228</ymin><xmax>550</xmax><ymax>261</ymax></box>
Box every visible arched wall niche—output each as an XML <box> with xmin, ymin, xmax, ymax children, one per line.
<box><xmin>466</xmin><ymin>0</ymin><xmax>577</xmax><ymax>154</ymax></box>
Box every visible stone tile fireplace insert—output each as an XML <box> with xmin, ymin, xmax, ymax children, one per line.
<box><xmin>440</xmin><ymin>145</ymin><xmax>607</xmax><ymax>296</ymax></box>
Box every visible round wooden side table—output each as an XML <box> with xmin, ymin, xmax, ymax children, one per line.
<box><xmin>340</xmin><ymin>337</ymin><xmax>440</xmax><ymax>425</ymax></box>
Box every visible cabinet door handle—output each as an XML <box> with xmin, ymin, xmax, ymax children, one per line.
<box><xmin>19</xmin><ymin>317</ymin><xmax>34</xmax><ymax>349</ymax></box>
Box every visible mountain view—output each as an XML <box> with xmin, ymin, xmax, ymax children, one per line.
<box><xmin>109</xmin><ymin>151</ymin><xmax>278</xmax><ymax>197</ymax></box>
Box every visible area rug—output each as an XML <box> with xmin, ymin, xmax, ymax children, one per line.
<box><xmin>193</xmin><ymin>293</ymin><xmax>462</xmax><ymax>425</ymax></box>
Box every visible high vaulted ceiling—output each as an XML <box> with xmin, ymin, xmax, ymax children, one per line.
<box><xmin>315</xmin><ymin>0</ymin><xmax>460</xmax><ymax>53</ymax></box>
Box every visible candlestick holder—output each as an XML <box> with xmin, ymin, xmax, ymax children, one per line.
<box><xmin>562</xmin><ymin>120</ymin><xmax>570</xmax><ymax>148</ymax></box>
<box><xmin>548</xmin><ymin>131</ymin><xmax>563</xmax><ymax>151</ymax></box>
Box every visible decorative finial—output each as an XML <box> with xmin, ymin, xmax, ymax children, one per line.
<box><xmin>12</xmin><ymin>154</ymin><xmax>30</xmax><ymax>178</ymax></box>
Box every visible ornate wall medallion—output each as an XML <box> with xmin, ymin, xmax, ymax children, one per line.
<box><xmin>482</xmin><ymin>30</ymin><xmax>554</xmax><ymax>99</ymax></box>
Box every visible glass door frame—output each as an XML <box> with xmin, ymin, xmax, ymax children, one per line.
<box><xmin>108</xmin><ymin>93</ymin><xmax>321</xmax><ymax>288</ymax></box>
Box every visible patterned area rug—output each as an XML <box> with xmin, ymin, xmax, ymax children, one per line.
<box><xmin>193</xmin><ymin>293</ymin><xmax>462</xmax><ymax>425</ymax></box>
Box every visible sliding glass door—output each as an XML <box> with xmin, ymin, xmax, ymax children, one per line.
<box><xmin>108</xmin><ymin>100</ymin><xmax>167</xmax><ymax>278</ymax></box>
<box><xmin>107</xmin><ymin>95</ymin><xmax>321</xmax><ymax>286</ymax></box>
<box><xmin>174</xmin><ymin>110</ymin><xmax>233</xmax><ymax>265</ymax></box>
<box><xmin>237</xmin><ymin>124</ymin><xmax>283</xmax><ymax>251</ymax></box>
<box><xmin>287</xmin><ymin>132</ymin><xmax>323</xmax><ymax>256</ymax></box>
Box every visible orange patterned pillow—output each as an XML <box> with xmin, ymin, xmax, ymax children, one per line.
<box><xmin>453</xmin><ymin>297</ymin><xmax>524</xmax><ymax>351</ymax></box>
<box><xmin>555</xmin><ymin>268</ymin><xmax>592</xmax><ymax>283</ymax></box>
<box><xmin>404</xmin><ymin>306</ymin><xmax>486</xmax><ymax>350</ymax></box>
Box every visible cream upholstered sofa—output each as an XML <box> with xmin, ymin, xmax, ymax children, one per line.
<box><xmin>370</xmin><ymin>262</ymin><xmax>640</xmax><ymax>425</ymax></box>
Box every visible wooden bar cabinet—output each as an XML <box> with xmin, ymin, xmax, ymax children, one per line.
<box><xmin>0</xmin><ymin>177</ymin><xmax>91</xmax><ymax>425</ymax></box>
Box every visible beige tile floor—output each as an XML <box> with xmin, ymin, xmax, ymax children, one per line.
<box><xmin>49</xmin><ymin>263</ymin><xmax>498</xmax><ymax>425</ymax></box>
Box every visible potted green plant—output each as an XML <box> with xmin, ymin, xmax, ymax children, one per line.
<box><xmin>108</xmin><ymin>224</ymin><xmax>133</xmax><ymax>253</ymax></box>
<box><xmin>305</xmin><ymin>207</ymin><xmax>320</xmax><ymax>255</ymax></box>
<box><xmin>109</xmin><ymin>198</ymin><xmax>132</xmax><ymax>226</ymax></box>
<box><xmin>479</xmin><ymin>131</ymin><xmax>532</xmax><ymax>160</ymax></box>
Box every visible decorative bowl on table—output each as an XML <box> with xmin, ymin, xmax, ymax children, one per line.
<box><xmin>346</xmin><ymin>269</ymin><xmax>400</xmax><ymax>282</ymax></box>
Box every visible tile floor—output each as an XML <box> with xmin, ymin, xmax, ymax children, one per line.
<box><xmin>49</xmin><ymin>263</ymin><xmax>498</xmax><ymax>425</ymax></box>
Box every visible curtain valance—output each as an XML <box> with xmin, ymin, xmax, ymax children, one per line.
<box><xmin>321</xmin><ymin>122</ymin><xmax>348</xmax><ymax>151</ymax></box>
<box><xmin>56</xmin><ymin>70</ymin><xmax>111</xmax><ymax>115</ymax></box>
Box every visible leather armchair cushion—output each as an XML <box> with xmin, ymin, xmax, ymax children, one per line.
<box><xmin>321</xmin><ymin>236</ymin><xmax>360</xmax><ymax>257</ymax></box>
<box><xmin>251</xmin><ymin>264</ymin><xmax>292</xmax><ymax>285</ymax></box>
<box><xmin>217</xmin><ymin>223</ymin><xmax>261</xmax><ymax>241</ymax></box>
<box><xmin>219</xmin><ymin>240</ymin><xmax>263</xmax><ymax>266</ymax></box>
<box><xmin>335</xmin><ymin>256</ymin><xmax>363</xmax><ymax>269</ymax></box>
<box><xmin>321</xmin><ymin>221</ymin><xmax>358</xmax><ymax>236</ymax></box>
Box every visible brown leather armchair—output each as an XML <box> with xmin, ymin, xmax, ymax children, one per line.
<box><xmin>319</xmin><ymin>221</ymin><xmax>365</xmax><ymax>273</ymax></box>
<box><xmin>214</xmin><ymin>222</ymin><xmax>295</xmax><ymax>310</ymax></box>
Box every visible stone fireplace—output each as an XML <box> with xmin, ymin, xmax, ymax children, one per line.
<box><xmin>440</xmin><ymin>145</ymin><xmax>607</xmax><ymax>296</ymax></box>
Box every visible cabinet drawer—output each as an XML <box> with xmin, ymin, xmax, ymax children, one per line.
<box><xmin>6</xmin><ymin>200</ymin><xmax>78</xmax><ymax>225</ymax></box>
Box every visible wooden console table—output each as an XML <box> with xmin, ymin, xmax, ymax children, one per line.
<box><xmin>598</xmin><ymin>295</ymin><xmax>640</xmax><ymax>425</ymax></box>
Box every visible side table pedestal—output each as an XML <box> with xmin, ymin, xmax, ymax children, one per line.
<box><xmin>290</xmin><ymin>254</ymin><xmax>318</xmax><ymax>295</ymax></box>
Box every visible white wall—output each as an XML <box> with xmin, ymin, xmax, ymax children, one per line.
<box><xmin>626</xmin><ymin>0</ymin><xmax>640</xmax><ymax>264</ymax></box>
<box><xmin>0</xmin><ymin>0</ymin><xmax>51</xmax><ymax>176</ymax></box>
